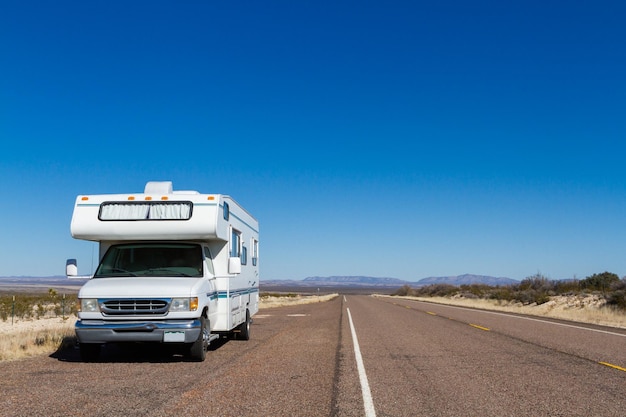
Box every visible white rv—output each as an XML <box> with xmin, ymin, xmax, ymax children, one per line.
<box><xmin>66</xmin><ymin>181</ymin><xmax>259</xmax><ymax>362</ymax></box>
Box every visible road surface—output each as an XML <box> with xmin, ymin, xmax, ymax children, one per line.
<box><xmin>1</xmin><ymin>295</ymin><xmax>624</xmax><ymax>416</ymax></box>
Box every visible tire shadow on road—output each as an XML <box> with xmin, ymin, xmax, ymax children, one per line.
<box><xmin>50</xmin><ymin>335</ymin><xmax>232</xmax><ymax>363</ymax></box>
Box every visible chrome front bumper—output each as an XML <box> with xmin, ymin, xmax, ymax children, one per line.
<box><xmin>75</xmin><ymin>319</ymin><xmax>201</xmax><ymax>344</ymax></box>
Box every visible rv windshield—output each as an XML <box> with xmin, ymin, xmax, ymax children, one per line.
<box><xmin>94</xmin><ymin>243</ymin><xmax>203</xmax><ymax>278</ymax></box>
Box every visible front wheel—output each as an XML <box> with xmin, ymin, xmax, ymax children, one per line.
<box><xmin>188</xmin><ymin>316</ymin><xmax>208</xmax><ymax>362</ymax></box>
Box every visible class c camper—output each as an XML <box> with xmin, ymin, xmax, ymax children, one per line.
<box><xmin>66</xmin><ymin>181</ymin><xmax>259</xmax><ymax>361</ymax></box>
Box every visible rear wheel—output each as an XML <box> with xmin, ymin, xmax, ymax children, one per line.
<box><xmin>238</xmin><ymin>310</ymin><xmax>251</xmax><ymax>341</ymax></box>
<box><xmin>79</xmin><ymin>343</ymin><xmax>101</xmax><ymax>362</ymax></box>
<box><xmin>189</xmin><ymin>316</ymin><xmax>208</xmax><ymax>362</ymax></box>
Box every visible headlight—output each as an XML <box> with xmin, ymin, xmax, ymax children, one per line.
<box><xmin>170</xmin><ymin>297</ymin><xmax>198</xmax><ymax>312</ymax></box>
<box><xmin>80</xmin><ymin>298</ymin><xmax>99</xmax><ymax>312</ymax></box>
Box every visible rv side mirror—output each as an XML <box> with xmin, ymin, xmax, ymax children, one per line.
<box><xmin>228</xmin><ymin>257</ymin><xmax>241</xmax><ymax>274</ymax></box>
<box><xmin>66</xmin><ymin>259</ymin><xmax>78</xmax><ymax>277</ymax></box>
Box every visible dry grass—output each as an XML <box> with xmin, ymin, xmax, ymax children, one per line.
<box><xmin>0</xmin><ymin>316</ymin><xmax>76</xmax><ymax>362</ymax></box>
<box><xmin>259</xmin><ymin>293</ymin><xmax>339</xmax><ymax>309</ymax></box>
<box><xmin>383</xmin><ymin>294</ymin><xmax>626</xmax><ymax>329</ymax></box>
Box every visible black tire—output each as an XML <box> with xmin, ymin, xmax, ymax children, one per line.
<box><xmin>79</xmin><ymin>343</ymin><xmax>101</xmax><ymax>362</ymax></box>
<box><xmin>238</xmin><ymin>310</ymin><xmax>250</xmax><ymax>341</ymax></box>
<box><xmin>189</xmin><ymin>316</ymin><xmax>208</xmax><ymax>362</ymax></box>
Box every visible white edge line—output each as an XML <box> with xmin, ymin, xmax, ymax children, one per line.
<box><xmin>347</xmin><ymin>307</ymin><xmax>376</xmax><ymax>417</ymax></box>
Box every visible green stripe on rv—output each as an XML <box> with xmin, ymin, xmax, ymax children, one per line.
<box><xmin>217</xmin><ymin>288</ymin><xmax>259</xmax><ymax>299</ymax></box>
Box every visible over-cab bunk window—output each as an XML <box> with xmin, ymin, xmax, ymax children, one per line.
<box><xmin>99</xmin><ymin>202</ymin><xmax>193</xmax><ymax>220</ymax></box>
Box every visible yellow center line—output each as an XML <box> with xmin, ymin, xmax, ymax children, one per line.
<box><xmin>599</xmin><ymin>362</ymin><xmax>626</xmax><ymax>372</ymax></box>
<box><xmin>469</xmin><ymin>323</ymin><xmax>490</xmax><ymax>331</ymax></box>
<box><xmin>426</xmin><ymin>311</ymin><xmax>437</xmax><ymax>316</ymax></box>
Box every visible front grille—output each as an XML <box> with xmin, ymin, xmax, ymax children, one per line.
<box><xmin>100</xmin><ymin>299</ymin><xmax>170</xmax><ymax>315</ymax></box>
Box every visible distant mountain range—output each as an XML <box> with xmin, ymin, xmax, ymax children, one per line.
<box><xmin>416</xmin><ymin>274</ymin><xmax>518</xmax><ymax>286</ymax></box>
<box><xmin>304</xmin><ymin>276</ymin><xmax>409</xmax><ymax>286</ymax></box>
<box><xmin>0</xmin><ymin>274</ymin><xmax>519</xmax><ymax>290</ymax></box>
<box><xmin>261</xmin><ymin>274</ymin><xmax>518</xmax><ymax>288</ymax></box>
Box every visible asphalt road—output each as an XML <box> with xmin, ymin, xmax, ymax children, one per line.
<box><xmin>342</xmin><ymin>296</ymin><xmax>626</xmax><ymax>417</ymax></box>
<box><xmin>1</xmin><ymin>295</ymin><xmax>624</xmax><ymax>416</ymax></box>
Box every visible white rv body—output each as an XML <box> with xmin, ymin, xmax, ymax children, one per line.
<box><xmin>67</xmin><ymin>181</ymin><xmax>259</xmax><ymax>361</ymax></box>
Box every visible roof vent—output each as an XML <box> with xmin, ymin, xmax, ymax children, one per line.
<box><xmin>144</xmin><ymin>181</ymin><xmax>173</xmax><ymax>194</ymax></box>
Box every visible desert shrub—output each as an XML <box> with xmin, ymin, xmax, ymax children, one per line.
<box><xmin>507</xmin><ymin>274</ymin><xmax>553</xmax><ymax>305</ymax></box>
<box><xmin>393</xmin><ymin>285</ymin><xmax>415</xmax><ymax>297</ymax></box>
<box><xmin>0</xmin><ymin>295</ymin><xmax>36</xmax><ymax>320</ymax></box>
<box><xmin>530</xmin><ymin>290</ymin><xmax>550</xmax><ymax>305</ymax></box>
<box><xmin>610</xmin><ymin>278</ymin><xmax>626</xmax><ymax>292</ymax></box>
<box><xmin>606</xmin><ymin>290</ymin><xmax>626</xmax><ymax>309</ymax></box>
<box><xmin>513</xmin><ymin>289</ymin><xmax>533</xmax><ymax>305</ymax></box>
<box><xmin>518</xmin><ymin>274</ymin><xmax>553</xmax><ymax>292</ymax></box>
<box><xmin>416</xmin><ymin>284</ymin><xmax>459</xmax><ymax>297</ymax></box>
<box><xmin>553</xmin><ymin>279</ymin><xmax>580</xmax><ymax>294</ymax></box>
<box><xmin>0</xmin><ymin>292</ymin><xmax>78</xmax><ymax>322</ymax></box>
<box><xmin>580</xmin><ymin>272</ymin><xmax>620</xmax><ymax>294</ymax></box>
<box><xmin>260</xmin><ymin>292</ymin><xmax>298</xmax><ymax>298</ymax></box>
<box><xmin>487</xmin><ymin>286</ymin><xmax>514</xmax><ymax>301</ymax></box>
<box><xmin>460</xmin><ymin>284</ymin><xmax>491</xmax><ymax>298</ymax></box>
<box><xmin>458</xmin><ymin>292</ymin><xmax>479</xmax><ymax>299</ymax></box>
<box><xmin>606</xmin><ymin>279</ymin><xmax>626</xmax><ymax>309</ymax></box>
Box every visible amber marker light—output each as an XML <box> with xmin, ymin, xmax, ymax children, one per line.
<box><xmin>145</xmin><ymin>196</ymin><xmax>152</xmax><ymax>200</ymax></box>
<box><xmin>81</xmin><ymin>196</ymin><xmax>89</xmax><ymax>201</ymax></box>
<box><xmin>161</xmin><ymin>196</ymin><xmax>168</xmax><ymax>200</ymax></box>
<box><xmin>208</xmin><ymin>196</ymin><xmax>215</xmax><ymax>200</ymax></box>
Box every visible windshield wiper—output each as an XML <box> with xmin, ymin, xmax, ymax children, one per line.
<box><xmin>108</xmin><ymin>268</ymin><xmax>138</xmax><ymax>277</ymax></box>
<box><xmin>145</xmin><ymin>267</ymin><xmax>193</xmax><ymax>277</ymax></box>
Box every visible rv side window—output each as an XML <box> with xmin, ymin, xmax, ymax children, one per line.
<box><xmin>252</xmin><ymin>239</ymin><xmax>258</xmax><ymax>266</ymax></box>
<box><xmin>241</xmin><ymin>246</ymin><xmax>247</xmax><ymax>265</ymax></box>
<box><xmin>230</xmin><ymin>228</ymin><xmax>241</xmax><ymax>258</ymax></box>
<box><xmin>223</xmin><ymin>202</ymin><xmax>229</xmax><ymax>220</ymax></box>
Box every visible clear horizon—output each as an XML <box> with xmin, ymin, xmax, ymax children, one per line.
<box><xmin>0</xmin><ymin>272</ymin><xmax>616</xmax><ymax>284</ymax></box>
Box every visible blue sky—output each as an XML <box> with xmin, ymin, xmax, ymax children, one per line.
<box><xmin>1</xmin><ymin>1</ymin><xmax>625</xmax><ymax>281</ymax></box>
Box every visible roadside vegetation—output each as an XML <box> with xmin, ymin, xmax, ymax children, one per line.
<box><xmin>0</xmin><ymin>288</ymin><xmax>79</xmax><ymax>322</ymax></box>
<box><xmin>0</xmin><ymin>289</ymin><xmax>78</xmax><ymax>361</ymax></box>
<box><xmin>0</xmin><ymin>320</ymin><xmax>76</xmax><ymax>362</ymax></box>
<box><xmin>392</xmin><ymin>272</ymin><xmax>626</xmax><ymax>328</ymax></box>
<box><xmin>259</xmin><ymin>292</ymin><xmax>338</xmax><ymax>308</ymax></box>
<box><xmin>393</xmin><ymin>272</ymin><xmax>626</xmax><ymax>309</ymax></box>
